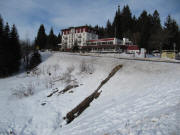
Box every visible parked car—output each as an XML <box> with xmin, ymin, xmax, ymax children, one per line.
<box><xmin>152</xmin><ymin>50</ymin><xmax>160</xmax><ymax>57</ymax></box>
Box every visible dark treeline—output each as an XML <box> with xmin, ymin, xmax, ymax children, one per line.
<box><xmin>0</xmin><ymin>15</ymin><xmax>60</xmax><ymax>78</ymax></box>
<box><xmin>35</xmin><ymin>24</ymin><xmax>61</xmax><ymax>50</ymax></box>
<box><xmin>0</xmin><ymin>15</ymin><xmax>21</xmax><ymax>77</ymax></box>
<box><xmin>0</xmin><ymin>15</ymin><xmax>43</xmax><ymax>77</ymax></box>
<box><xmin>93</xmin><ymin>5</ymin><xmax>180</xmax><ymax>52</ymax></box>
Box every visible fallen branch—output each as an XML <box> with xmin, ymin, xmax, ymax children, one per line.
<box><xmin>65</xmin><ymin>64</ymin><xmax>123</xmax><ymax>124</ymax></box>
<box><xmin>47</xmin><ymin>85</ymin><xmax>79</xmax><ymax>98</ymax></box>
<box><xmin>58</xmin><ymin>85</ymin><xmax>79</xmax><ymax>95</ymax></box>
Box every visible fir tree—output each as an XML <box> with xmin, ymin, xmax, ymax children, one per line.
<box><xmin>121</xmin><ymin>5</ymin><xmax>132</xmax><ymax>36</ymax></box>
<box><xmin>46</xmin><ymin>28</ymin><xmax>57</xmax><ymax>50</ymax></box>
<box><xmin>72</xmin><ymin>40</ymin><xmax>79</xmax><ymax>52</ymax></box>
<box><xmin>137</xmin><ymin>11</ymin><xmax>152</xmax><ymax>50</ymax></box>
<box><xmin>94</xmin><ymin>25</ymin><xmax>106</xmax><ymax>38</ymax></box>
<box><xmin>9</xmin><ymin>24</ymin><xmax>21</xmax><ymax>72</ymax></box>
<box><xmin>113</xmin><ymin>5</ymin><xmax>123</xmax><ymax>39</ymax></box>
<box><xmin>148</xmin><ymin>10</ymin><xmax>163</xmax><ymax>51</ymax></box>
<box><xmin>0</xmin><ymin>15</ymin><xmax>3</xmax><ymax>36</ymax></box>
<box><xmin>3</xmin><ymin>23</ymin><xmax>11</xmax><ymax>75</ymax></box>
<box><xmin>152</xmin><ymin>10</ymin><xmax>161</xmax><ymax>31</ymax></box>
<box><xmin>57</xmin><ymin>33</ymin><xmax>61</xmax><ymax>44</ymax></box>
<box><xmin>35</xmin><ymin>24</ymin><xmax>47</xmax><ymax>49</ymax></box>
<box><xmin>177</xmin><ymin>31</ymin><xmax>180</xmax><ymax>51</ymax></box>
<box><xmin>0</xmin><ymin>15</ymin><xmax>5</xmax><ymax>76</ymax></box>
<box><xmin>105</xmin><ymin>19</ymin><xmax>113</xmax><ymax>38</ymax></box>
<box><xmin>0</xmin><ymin>15</ymin><xmax>4</xmax><ymax>52</ymax></box>
<box><xmin>131</xmin><ymin>15</ymin><xmax>138</xmax><ymax>33</ymax></box>
<box><xmin>164</xmin><ymin>15</ymin><xmax>179</xmax><ymax>50</ymax></box>
<box><xmin>4</xmin><ymin>22</ymin><xmax>10</xmax><ymax>47</ymax></box>
<box><xmin>0</xmin><ymin>16</ymin><xmax>22</xmax><ymax>77</ymax></box>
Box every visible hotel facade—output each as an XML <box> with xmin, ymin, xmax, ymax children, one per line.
<box><xmin>61</xmin><ymin>26</ymin><xmax>98</xmax><ymax>49</ymax></box>
<box><xmin>61</xmin><ymin>26</ymin><xmax>138</xmax><ymax>53</ymax></box>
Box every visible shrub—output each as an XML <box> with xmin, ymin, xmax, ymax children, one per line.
<box><xmin>28</xmin><ymin>50</ymin><xmax>41</xmax><ymax>70</ymax></box>
<box><xmin>12</xmin><ymin>83</ymin><xmax>35</xmax><ymax>98</ymax></box>
<box><xmin>79</xmin><ymin>60</ymin><xmax>94</xmax><ymax>74</ymax></box>
<box><xmin>67</xmin><ymin>65</ymin><xmax>75</xmax><ymax>73</ymax></box>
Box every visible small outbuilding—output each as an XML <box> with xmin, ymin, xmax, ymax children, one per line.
<box><xmin>161</xmin><ymin>51</ymin><xmax>176</xmax><ymax>59</ymax></box>
<box><xmin>127</xmin><ymin>45</ymin><xmax>139</xmax><ymax>54</ymax></box>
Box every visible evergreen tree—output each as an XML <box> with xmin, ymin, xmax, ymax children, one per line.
<box><xmin>35</xmin><ymin>24</ymin><xmax>47</xmax><ymax>49</ymax></box>
<box><xmin>0</xmin><ymin>15</ymin><xmax>4</xmax><ymax>52</ymax></box>
<box><xmin>121</xmin><ymin>5</ymin><xmax>132</xmax><ymax>36</ymax></box>
<box><xmin>152</xmin><ymin>10</ymin><xmax>161</xmax><ymax>31</ymax></box>
<box><xmin>148</xmin><ymin>28</ymin><xmax>169</xmax><ymax>51</ymax></box>
<box><xmin>9</xmin><ymin>24</ymin><xmax>21</xmax><ymax>72</ymax></box>
<box><xmin>137</xmin><ymin>11</ymin><xmax>152</xmax><ymax>51</ymax></box>
<box><xmin>164</xmin><ymin>15</ymin><xmax>179</xmax><ymax>50</ymax></box>
<box><xmin>0</xmin><ymin>15</ymin><xmax>5</xmax><ymax>76</ymax></box>
<box><xmin>72</xmin><ymin>40</ymin><xmax>79</xmax><ymax>52</ymax></box>
<box><xmin>46</xmin><ymin>28</ymin><xmax>57</xmax><ymax>49</ymax></box>
<box><xmin>3</xmin><ymin>23</ymin><xmax>11</xmax><ymax>75</ymax></box>
<box><xmin>148</xmin><ymin>10</ymin><xmax>162</xmax><ymax>51</ymax></box>
<box><xmin>94</xmin><ymin>25</ymin><xmax>105</xmax><ymax>38</ymax></box>
<box><xmin>4</xmin><ymin>22</ymin><xmax>10</xmax><ymax>47</ymax></box>
<box><xmin>177</xmin><ymin>31</ymin><xmax>180</xmax><ymax>51</ymax></box>
<box><xmin>0</xmin><ymin>15</ymin><xmax>22</xmax><ymax>77</ymax></box>
<box><xmin>57</xmin><ymin>33</ymin><xmax>61</xmax><ymax>44</ymax></box>
<box><xmin>0</xmin><ymin>15</ymin><xmax>3</xmax><ymax>36</ymax></box>
<box><xmin>131</xmin><ymin>15</ymin><xmax>138</xmax><ymax>33</ymax></box>
<box><xmin>113</xmin><ymin>5</ymin><xmax>123</xmax><ymax>39</ymax></box>
<box><xmin>0</xmin><ymin>21</ymin><xmax>22</xmax><ymax>76</ymax></box>
<box><xmin>105</xmin><ymin>19</ymin><xmax>113</xmax><ymax>37</ymax></box>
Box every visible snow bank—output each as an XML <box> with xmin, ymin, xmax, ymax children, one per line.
<box><xmin>0</xmin><ymin>52</ymin><xmax>180</xmax><ymax>135</ymax></box>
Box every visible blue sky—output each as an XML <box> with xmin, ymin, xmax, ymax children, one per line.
<box><xmin>0</xmin><ymin>0</ymin><xmax>179</xmax><ymax>41</ymax></box>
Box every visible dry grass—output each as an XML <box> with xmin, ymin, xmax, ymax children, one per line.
<box><xmin>12</xmin><ymin>83</ymin><xmax>35</xmax><ymax>98</ymax></box>
<box><xmin>79</xmin><ymin>60</ymin><xmax>95</xmax><ymax>74</ymax></box>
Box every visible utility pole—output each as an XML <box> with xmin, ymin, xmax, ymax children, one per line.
<box><xmin>115</xmin><ymin>23</ymin><xmax>116</xmax><ymax>38</ymax></box>
<box><xmin>115</xmin><ymin>5</ymin><xmax>120</xmax><ymax>38</ymax></box>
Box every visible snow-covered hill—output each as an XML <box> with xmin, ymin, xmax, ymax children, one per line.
<box><xmin>0</xmin><ymin>52</ymin><xmax>180</xmax><ymax>135</ymax></box>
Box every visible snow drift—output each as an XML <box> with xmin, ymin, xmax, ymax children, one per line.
<box><xmin>0</xmin><ymin>52</ymin><xmax>180</xmax><ymax>135</ymax></box>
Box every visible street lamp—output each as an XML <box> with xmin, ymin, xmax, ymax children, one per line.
<box><xmin>173</xmin><ymin>43</ymin><xmax>176</xmax><ymax>53</ymax></box>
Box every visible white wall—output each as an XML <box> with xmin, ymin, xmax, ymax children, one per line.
<box><xmin>62</xmin><ymin>28</ymin><xmax>98</xmax><ymax>49</ymax></box>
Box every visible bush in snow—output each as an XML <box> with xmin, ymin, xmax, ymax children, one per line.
<box><xmin>67</xmin><ymin>65</ymin><xmax>75</xmax><ymax>74</ymax></box>
<box><xmin>53</xmin><ymin>64</ymin><xmax>60</xmax><ymax>72</ymax></box>
<box><xmin>12</xmin><ymin>83</ymin><xmax>35</xmax><ymax>98</ymax></box>
<box><xmin>28</xmin><ymin>50</ymin><xmax>41</xmax><ymax>70</ymax></box>
<box><xmin>79</xmin><ymin>60</ymin><xmax>94</xmax><ymax>74</ymax></box>
<box><xmin>61</xmin><ymin>72</ymin><xmax>72</xmax><ymax>84</ymax></box>
<box><xmin>61</xmin><ymin>65</ymin><xmax>76</xmax><ymax>85</ymax></box>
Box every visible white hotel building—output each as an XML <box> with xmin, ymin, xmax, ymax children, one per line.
<box><xmin>61</xmin><ymin>26</ymin><xmax>98</xmax><ymax>49</ymax></box>
<box><xmin>61</xmin><ymin>26</ymin><xmax>136</xmax><ymax>52</ymax></box>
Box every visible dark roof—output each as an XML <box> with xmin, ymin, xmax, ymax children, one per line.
<box><xmin>61</xmin><ymin>25</ymin><xmax>96</xmax><ymax>32</ymax></box>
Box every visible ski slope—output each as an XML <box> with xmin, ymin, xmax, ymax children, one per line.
<box><xmin>0</xmin><ymin>52</ymin><xmax>180</xmax><ymax>135</ymax></box>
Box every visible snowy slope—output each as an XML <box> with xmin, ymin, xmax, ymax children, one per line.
<box><xmin>0</xmin><ymin>52</ymin><xmax>180</xmax><ymax>135</ymax></box>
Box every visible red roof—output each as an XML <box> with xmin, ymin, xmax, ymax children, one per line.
<box><xmin>127</xmin><ymin>45</ymin><xmax>139</xmax><ymax>50</ymax></box>
<box><xmin>81</xmin><ymin>45</ymin><xmax>127</xmax><ymax>49</ymax></box>
<box><xmin>88</xmin><ymin>38</ymin><xmax>114</xmax><ymax>42</ymax></box>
